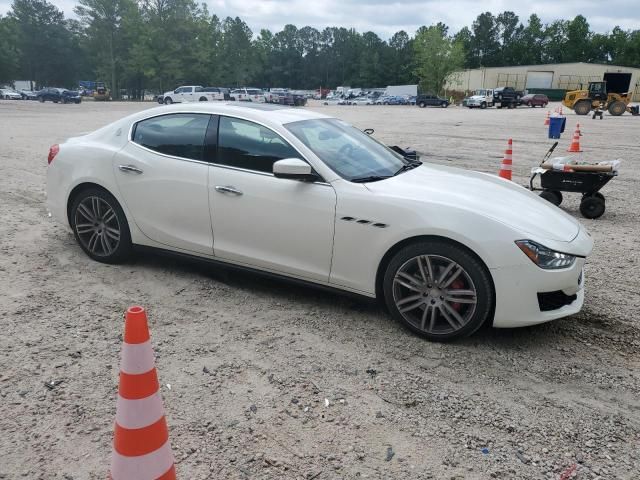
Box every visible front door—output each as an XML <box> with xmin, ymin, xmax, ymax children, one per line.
<box><xmin>209</xmin><ymin>116</ymin><xmax>336</xmax><ymax>282</ymax></box>
<box><xmin>113</xmin><ymin>112</ymin><xmax>215</xmax><ymax>255</ymax></box>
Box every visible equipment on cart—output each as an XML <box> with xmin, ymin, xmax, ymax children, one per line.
<box><xmin>529</xmin><ymin>142</ymin><xmax>620</xmax><ymax>219</ymax></box>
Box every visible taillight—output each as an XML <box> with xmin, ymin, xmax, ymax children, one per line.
<box><xmin>48</xmin><ymin>144</ymin><xmax>59</xmax><ymax>165</ymax></box>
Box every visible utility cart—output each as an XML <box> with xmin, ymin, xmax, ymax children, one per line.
<box><xmin>529</xmin><ymin>142</ymin><xmax>619</xmax><ymax>219</ymax></box>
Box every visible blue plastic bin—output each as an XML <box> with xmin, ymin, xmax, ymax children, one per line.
<box><xmin>548</xmin><ymin>116</ymin><xmax>566</xmax><ymax>139</ymax></box>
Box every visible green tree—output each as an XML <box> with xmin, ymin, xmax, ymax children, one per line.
<box><xmin>0</xmin><ymin>15</ymin><xmax>19</xmax><ymax>83</ymax></box>
<box><xmin>414</xmin><ymin>24</ymin><xmax>464</xmax><ymax>94</ymax></box>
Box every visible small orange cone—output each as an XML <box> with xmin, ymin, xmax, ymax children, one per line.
<box><xmin>544</xmin><ymin>110</ymin><xmax>550</xmax><ymax>125</ymax></box>
<box><xmin>498</xmin><ymin>139</ymin><xmax>513</xmax><ymax>181</ymax></box>
<box><xmin>110</xmin><ymin>306</ymin><xmax>176</xmax><ymax>480</ymax></box>
<box><xmin>567</xmin><ymin>124</ymin><xmax>583</xmax><ymax>152</ymax></box>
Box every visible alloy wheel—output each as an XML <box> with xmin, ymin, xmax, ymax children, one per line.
<box><xmin>74</xmin><ymin>196</ymin><xmax>121</xmax><ymax>257</ymax></box>
<box><xmin>392</xmin><ymin>254</ymin><xmax>477</xmax><ymax>335</ymax></box>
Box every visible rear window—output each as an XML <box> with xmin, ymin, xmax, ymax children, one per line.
<box><xmin>132</xmin><ymin>113</ymin><xmax>211</xmax><ymax>161</ymax></box>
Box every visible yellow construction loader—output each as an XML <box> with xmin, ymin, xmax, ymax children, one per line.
<box><xmin>93</xmin><ymin>82</ymin><xmax>111</xmax><ymax>101</ymax></box>
<box><xmin>562</xmin><ymin>81</ymin><xmax>638</xmax><ymax>116</ymax></box>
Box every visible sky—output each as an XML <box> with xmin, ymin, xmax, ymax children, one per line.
<box><xmin>1</xmin><ymin>0</ymin><xmax>637</xmax><ymax>39</ymax></box>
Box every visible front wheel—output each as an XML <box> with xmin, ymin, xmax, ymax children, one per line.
<box><xmin>382</xmin><ymin>240</ymin><xmax>494</xmax><ymax>341</ymax></box>
<box><xmin>70</xmin><ymin>188</ymin><xmax>132</xmax><ymax>263</ymax></box>
<box><xmin>38</xmin><ymin>96</ymin><xmax>44</xmax><ymax>103</ymax></box>
<box><xmin>419</xmin><ymin>102</ymin><xmax>426</xmax><ymax>108</ymax></box>
<box><xmin>480</xmin><ymin>102</ymin><xmax>487</xmax><ymax>109</ymax></box>
<box><xmin>164</xmin><ymin>97</ymin><xmax>173</xmax><ymax>105</ymax></box>
<box><xmin>441</xmin><ymin>102</ymin><xmax>448</xmax><ymax>108</ymax></box>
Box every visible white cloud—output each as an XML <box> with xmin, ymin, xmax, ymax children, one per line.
<box><xmin>1</xmin><ymin>0</ymin><xmax>637</xmax><ymax>38</ymax></box>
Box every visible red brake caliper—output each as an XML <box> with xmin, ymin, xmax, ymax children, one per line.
<box><xmin>449</xmin><ymin>279</ymin><xmax>465</xmax><ymax>311</ymax></box>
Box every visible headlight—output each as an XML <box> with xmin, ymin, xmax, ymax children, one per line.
<box><xmin>515</xmin><ymin>240</ymin><xmax>576</xmax><ymax>270</ymax></box>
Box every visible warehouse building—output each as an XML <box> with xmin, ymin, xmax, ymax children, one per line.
<box><xmin>445</xmin><ymin>62</ymin><xmax>640</xmax><ymax>101</ymax></box>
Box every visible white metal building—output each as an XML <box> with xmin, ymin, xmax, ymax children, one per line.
<box><xmin>445</xmin><ymin>62</ymin><xmax>640</xmax><ymax>100</ymax></box>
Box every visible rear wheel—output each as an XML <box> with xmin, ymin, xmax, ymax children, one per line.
<box><xmin>608</xmin><ymin>100</ymin><xmax>626</xmax><ymax>116</ymax></box>
<box><xmin>574</xmin><ymin>100</ymin><xmax>592</xmax><ymax>115</ymax></box>
<box><xmin>164</xmin><ymin>97</ymin><xmax>173</xmax><ymax>105</ymax></box>
<box><xmin>70</xmin><ymin>188</ymin><xmax>132</xmax><ymax>263</ymax></box>
<box><xmin>579</xmin><ymin>195</ymin><xmax>606</xmax><ymax>219</ymax></box>
<box><xmin>419</xmin><ymin>101</ymin><xmax>426</xmax><ymax>108</ymax></box>
<box><xmin>539</xmin><ymin>190</ymin><xmax>563</xmax><ymax>206</ymax></box>
<box><xmin>199</xmin><ymin>96</ymin><xmax>207</xmax><ymax>101</ymax></box>
<box><xmin>441</xmin><ymin>102</ymin><xmax>448</xmax><ymax>108</ymax></box>
<box><xmin>383</xmin><ymin>240</ymin><xmax>494</xmax><ymax>341</ymax></box>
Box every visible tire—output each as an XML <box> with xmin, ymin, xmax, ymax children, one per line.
<box><xmin>539</xmin><ymin>190</ymin><xmax>563</xmax><ymax>206</ymax></box>
<box><xmin>53</xmin><ymin>100</ymin><xmax>58</xmax><ymax>103</ymax></box>
<box><xmin>38</xmin><ymin>96</ymin><xmax>44</xmax><ymax>103</ymax></box>
<box><xmin>70</xmin><ymin>188</ymin><xmax>132</xmax><ymax>264</ymax></box>
<box><xmin>527</xmin><ymin>102</ymin><xmax>532</xmax><ymax>107</ymax></box>
<box><xmin>441</xmin><ymin>102</ymin><xmax>448</xmax><ymax>108</ymax></box>
<box><xmin>579</xmin><ymin>195</ymin><xmax>606</xmax><ymax>219</ymax></box>
<box><xmin>496</xmin><ymin>105</ymin><xmax>502</xmax><ymax>109</ymax></box>
<box><xmin>164</xmin><ymin>97</ymin><xmax>173</xmax><ymax>105</ymax></box>
<box><xmin>608</xmin><ymin>100</ymin><xmax>626</xmax><ymax>116</ymax></box>
<box><xmin>480</xmin><ymin>102</ymin><xmax>487</xmax><ymax>109</ymax></box>
<box><xmin>199</xmin><ymin>97</ymin><xmax>207</xmax><ymax>101</ymax></box>
<box><xmin>419</xmin><ymin>101</ymin><xmax>426</xmax><ymax>108</ymax></box>
<box><xmin>382</xmin><ymin>240</ymin><xmax>494</xmax><ymax>341</ymax></box>
<box><xmin>157</xmin><ymin>97</ymin><xmax>164</xmax><ymax>104</ymax></box>
<box><xmin>574</xmin><ymin>100</ymin><xmax>591</xmax><ymax>115</ymax></box>
<box><xmin>592</xmin><ymin>192</ymin><xmax>605</xmax><ymax>202</ymax></box>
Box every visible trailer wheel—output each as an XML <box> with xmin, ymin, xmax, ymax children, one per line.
<box><xmin>539</xmin><ymin>190</ymin><xmax>563</xmax><ymax>206</ymax></box>
<box><xmin>573</xmin><ymin>100</ymin><xmax>591</xmax><ymax>115</ymax></box>
<box><xmin>580</xmin><ymin>195</ymin><xmax>605</xmax><ymax>219</ymax></box>
<box><xmin>608</xmin><ymin>100</ymin><xmax>626</xmax><ymax>116</ymax></box>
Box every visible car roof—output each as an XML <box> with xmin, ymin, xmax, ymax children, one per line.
<box><xmin>137</xmin><ymin>102</ymin><xmax>330</xmax><ymax>125</ymax></box>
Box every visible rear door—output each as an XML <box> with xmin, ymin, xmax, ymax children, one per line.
<box><xmin>113</xmin><ymin>113</ymin><xmax>215</xmax><ymax>255</ymax></box>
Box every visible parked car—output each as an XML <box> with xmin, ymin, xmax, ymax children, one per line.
<box><xmin>351</xmin><ymin>96</ymin><xmax>375</xmax><ymax>105</ymax></box>
<box><xmin>385</xmin><ymin>95</ymin><xmax>409</xmax><ymax>105</ymax></box>
<box><xmin>159</xmin><ymin>86</ymin><xmax>225</xmax><ymax>104</ymax></box>
<box><xmin>416</xmin><ymin>94</ymin><xmax>449</xmax><ymax>108</ymax></box>
<box><xmin>45</xmin><ymin>103</ymin><xmax>593</xmax><ymax>341</ymax></box>
<box><xmin>1</xmin><ymin>88</ymin><xmax>22</xmax><ymax>100</ymax></box>
<box><xmin>19</xmin><ymin>89</ymin><xmax>38</xmax><ymax>100</ymax></box>
<box><xmin>230</xmin><ymin>88</ymin><xmax>265</xmax><ymax>102</ymax></box>
<box><xmin>493</xmin><ymin>87</ymin><xmax>522</xmax><ymax>109</ymax></box>
<box><xmin>201</xmin><ymin>87</ymin><xmax>231</xmax><ymax>101</ymax></box>
<box><xmin>37</xmin><ymin>88</ymin><xmax>82</xmax><ymax>104</ymax></box>
<box><xmin>520</xmin><ymin>94</ymin><xmax>549</xmax><ymax>107</ymax></box>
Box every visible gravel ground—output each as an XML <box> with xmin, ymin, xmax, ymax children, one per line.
<box><xmin>1</xmin><ymin>99</ymin><xmax>639</xmax><ymax>480</ymax></box>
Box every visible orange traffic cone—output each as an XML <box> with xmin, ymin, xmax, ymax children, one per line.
<box><xmin>110</xmin><ymin>306</ymin><xmax>176</xmax><ymax>480</ymax></box>
<box><xmin>544</xmin><ymin>110</ymin><xmax>550</xmax><ymax>126</ymax></box>
<box><xmin>498</xmin><ymin>139</ymin><xmax>513</xmax><ymax>181</ymax></box>
<box><xmin>567</xmin><ymin>124</ymin><xmax>583</xmax><ymax>152</ymax></box>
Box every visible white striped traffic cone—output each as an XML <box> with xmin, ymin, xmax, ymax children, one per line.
<box><xmin>110</xmin><ymin>306</ymin><xmax>176</xmax><ymax>480</ymax></box>
<box><xmin>498</xmin><ymin>139</ymin><xmax>513</xmax><ymax>181</ymax></box>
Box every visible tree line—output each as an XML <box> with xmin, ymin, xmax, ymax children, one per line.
<box><xmin>1</xmin><ymin>0</ymin><xmax>639</xmax><ymax>99</ymax></box>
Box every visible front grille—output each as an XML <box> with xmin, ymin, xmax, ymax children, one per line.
<box><xmin>537</xmin><ymin>291</ymin><xmax>577</xmax><ymax>312</ymax></box>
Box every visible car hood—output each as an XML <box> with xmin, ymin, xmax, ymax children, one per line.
<box><xmin>365</xmin><ymin>163</ymin><xmax>581</xmax><ymax>242</ymax></box>
<box><xmin>467</xmin><ymin>95</ymin><xmax>486</xmax><ymax>100</ymax></box>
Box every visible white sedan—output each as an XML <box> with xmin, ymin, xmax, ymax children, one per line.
<box><xmin>46</xmin><ymin>103</ymin><xmax>593</xmax><ymax>340</ymax></box>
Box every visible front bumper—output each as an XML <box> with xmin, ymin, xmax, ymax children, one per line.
<box><xmin>491</xmin><ymin>257</ymin><xmax>586</xmax><ymax>328</ymax></box>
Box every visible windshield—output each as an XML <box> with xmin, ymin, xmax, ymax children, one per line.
<box><xmin>285</xmin><ymin>118</ymin><xmax>410</xmax><ymax>181</ymax></box>
<box><xmin>474</xmin><ymin>89</ymin><xmax>487</xmax><ymax>96</ymax></box>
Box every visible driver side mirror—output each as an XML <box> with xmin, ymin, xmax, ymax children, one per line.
<box><xmin>273</xmin><ymin>158</ymin><xmax>319</xmax><ymax>182</ymax></box>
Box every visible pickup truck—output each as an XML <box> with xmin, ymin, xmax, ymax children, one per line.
<box><xmin>159</xmin><ymin>86</ymin><xmax>225</xmax><ymax>104</ymax></box>
<box><xmin>492</xmin><ymin>87</ymin><xmax>523</xmax><ymax>109</ymax></box>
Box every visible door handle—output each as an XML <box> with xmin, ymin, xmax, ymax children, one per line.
<box><xmin>215</xmin><ymin>185</ymin><xmax>243</xmax><ymax>196</ymax></box>
<box><xmin>119</xmin><ymin>165</ymin><xmax>143</xmax><ymax>174</ymax></box>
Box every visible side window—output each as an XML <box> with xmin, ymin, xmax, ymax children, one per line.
<box><xmin>132</xmin><ymin>113</ymin><xmax>210</xmax><ymax>161</ymax></box>
<box><xmin>218</xmin><ymin>116</ymin><xmax>299</xmax><ymax>173</ymax></box>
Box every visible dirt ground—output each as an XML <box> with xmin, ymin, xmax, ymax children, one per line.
<box><xmin>1</xmin><ymin>99</ymin><xmax>639</xmax><ymax>480</ymax></box>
